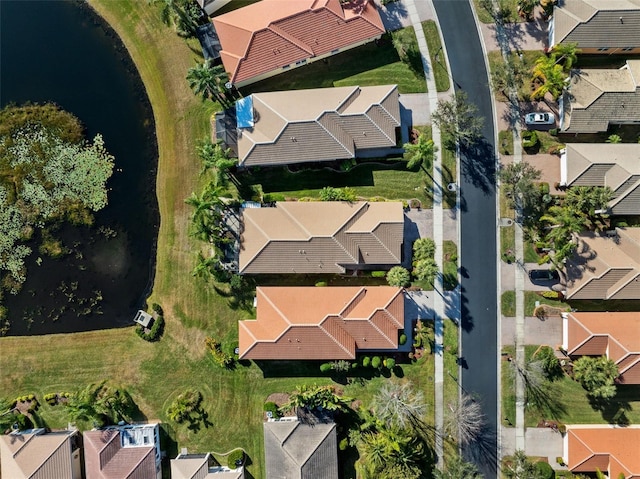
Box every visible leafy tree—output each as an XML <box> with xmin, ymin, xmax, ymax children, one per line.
<box><xmin>197</xmin><ymin>138</ymin><xmax>236</xmax><ymax>186</ymax></box>
<box><xmin>500</xmin><ymin>162</ymin><xmax>542</xmax><ymax>213</ymax></box>
<box><xmin>573</xmin><ymin>356</ymin><xmax>619</xmax><ymax>400</ymax></box>
<box><xmin>372</xmin><ymin>382</ymin><xmax>427</xmax><ymax>430</ymax></box>
<box><xmin>404</xmin><ymin>132</ymin><xmax>437</xmax><ymax>173</ymax></box>
<box><xmin>445</xmin><ymin>393</ymin><xmax>485</xmax><ymax>446</ymax></box>
<box><xmin>503</xmin><ymin>450</ymin><xmax>542</xmax><ymax>479</ymax></box>
<box><xmin>491</xmin><ymin>54</ymin><xmax>528</xmax><ymax>97</ymax></box>
<box><xmin>535</xmin><ymin>346</ymin><xmax>564</xmax><ymax>381</ymax></box>
<box><xmin>517</xmin><ymin>0</ymin><xmax>537</xmax><ymax>20</ymax></box>
<box><xmin>186</xmin><ymin>60</ymin><xmax>230</xmax><ymax>104</ymax></box>
<box><xmin>531</xmin><ymin>55</ymin><xmax>567</xmax><ymax>100</ymax></box>
<box><xmin>550</xmin><ymin>42</ymin><xmax>580</xmax><ymax>71</ymax></box>
<box><xmin>318</xmin><ymin>186</ymin><xmax>357</xmax><ymax>201</ymax></box>
<box><xmin>412</xmin><ymin>238</ymin><xmax>436</xmax><ymax>262</ymax></box>
<box><xmin>386</xmin><ymin>266</ymin><xmax>411</xmax><ymax>287</ymax></box>
<box><xmin>434</xmin><ymin>455</ymin><xmax>481</xmax><ymax>479</ymax></box>
<box><xmin>413</xmin><ymin>258</ymin><xmax>439</xmax><ymax>283</ymax></box>
<box><xmin>431</xmin><ymin>91</ymin><xmax>484</xmax><ymax>147</ymax></box>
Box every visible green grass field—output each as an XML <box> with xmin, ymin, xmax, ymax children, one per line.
<box><xmin>422</xmin><ymin>20</ymin><xmax>450</xmax><ymax>92</ymax></box>
<box><xmin>501</xmin><ymin>291</ymin><xmax>570</xmax><ymax>317</ymax></box>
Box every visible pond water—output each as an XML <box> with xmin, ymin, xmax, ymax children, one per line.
<box><xmin>0</xmin><ymin>1</ymin><xmax>159</xmax><ymax>335</ymax></box>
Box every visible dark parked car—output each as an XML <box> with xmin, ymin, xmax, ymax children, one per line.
<box><xmin>528</xmin><ymin>269</ymin><xmax>560</xmax><ymax>282</ymax></box>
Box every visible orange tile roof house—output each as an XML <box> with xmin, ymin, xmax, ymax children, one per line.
<box><xmin>83</xmin><ymin>424</ymin><xmax>162</xmax><ymax>479</ymax></box>
<box><xmin>238</xmin><ymin>286</ymin><xmax>405</xmax><ymax>360</ymax></box>
<box><xmin>0</xmin><ymin>428</ymin><xmax>82</xmax><ymax>479</ymax></box>
<box><xmin>564</xmin><ymin>227</ymin><xmax>640</xmax><ymax>300</ymax></box>
<box><xmin>549</xmin><ymin>0</ymin><xmax>640</xmax><ymax>54</ymax></box>
<box><xmin>263</xmin><ymin>418</ymin><xmax>338</xmax><ymax>479</ymax></box>
<box><xmin>212</xmin><ymin>0</ymin><xmax>385</xmax><ymax>87</ymax></box>
<box><xmin>232</xmin><ymin>85</ymin><xmax>401</xmax><ymax>167</ymax></box>
<box><xmin>563</xmin><ymin>312</ymin><xmax>640</xmax><ymax>384</ymax></box>
<box><xmin>560</xmin><ymin>144</ymin><xmax>640</xmax><ymax>215</ymax></box>
<box><xmin>565</xmin><ymin>425</ymin><xmax>640</xmax><ymax>478</ymax></box>
<box><xmin>559</xmin><ymin>60</ymin><xmax>640</xmax><ymax>134</ymax></box>
<box><xmin>239</xmin><ymin>201</ymin><xmax>404</xmax><ymax>275</ymax></box>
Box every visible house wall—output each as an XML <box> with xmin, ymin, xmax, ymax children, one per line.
<box><xmin>233</xmin><ymin>36</ymin><xmax>382</xmax><ymax>88</ymax></box>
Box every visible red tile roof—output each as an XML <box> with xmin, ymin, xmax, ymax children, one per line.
<box><xmin>567</xmin><ymin>426</ymin><xmax>640</xmax><ymax>478</ymax></box>
<box><xmin>238</xmin><ymin>286</ymin><xmax>404</xmax><ymax>360</ymax></box>
<box><xmin>565</xmin><ymin>312</ymin><xmax>640</xmax><ymax>384</ymax></box>
<box><xmin>213</xmin><ymin>0</ymin><xmax>385</xmax><ymax>85</ymax></box>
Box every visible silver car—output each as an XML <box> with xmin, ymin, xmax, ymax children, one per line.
<box><xmin>524</xmin><ymin>112</ymin><xmax>555</xmax><ymax>126</ymax></box>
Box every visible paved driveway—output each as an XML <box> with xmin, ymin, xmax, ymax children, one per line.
<box><xmin>501</xmin><ymin>315</ymin><xmax>563</xmax><ymax>347</ymax></box>
<box><xmin>400</xmin><ymin>93</ymin><xmax>431</xmax><ymax>127</ymax></box>
<box><xmin>501</xmin><ymin>427</ymin><xmax>565</xmax><ymax>470</ymax></box>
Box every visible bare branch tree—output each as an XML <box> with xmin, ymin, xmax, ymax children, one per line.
<box><xmin>445</xmin><ymin>393</ymin><xmax>486</xmax><ymax>446</ymax></box>
<box><xmin>372</xmin><ymin>382</ymin><xmax>427</xmax><ymax>431</ymax></box>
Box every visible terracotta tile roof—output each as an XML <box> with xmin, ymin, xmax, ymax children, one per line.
<box><xmin>564</xmin><ymin>228</ymin><xmax>640</xmax><ymax>300</ymax></box>
<box><xmin>561</xmin><ymin>61</ymin><xmax>640</xmax><ymax>134</ymax></box>
<box><xmin>551</xmin><ymin>0</ymin><xmax>640</xmax><ymax>49</ymax></box>
<box><xmin>564</xmin><ymin>312</ymin><xmax>640</xmax><ymax>383</ymax></box>
<box><xmin>83</xmin><ymin>424</ymin><xmax>160</xmax><ymax>479</ymax></box>
<box><xmin>263</xmin><ymin>418</ymin><xmax>338</xmax><ymax>479</ymax></box>
<box><xmin>239</xmin><ymin>201</ymin><xmax>404</xmax><ymax>274</ymax></box>
<box><xmin>567</xmin><ymin>425</ymin><xmax>640</xmax><ymax>478</ymax></box>
<box><xmin>238</xmin><ymin>286</ymin><xmax>404</xmax><ymax>360</ymax></box>
<box><xmin>212</xmin><ymin>0</ymin><xmax>384</xmax><ymax>86</ymax></box>
<box><xmin>235</xmin><ymin>85</ymin><xmax>400</xmax><ymax>167</ymax></box>
<box><xmin>0</xmin><ymin>429</ymin><xmax>79</xmax><ymax>479</ymax></box>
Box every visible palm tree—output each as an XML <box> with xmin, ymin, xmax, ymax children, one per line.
<box><xmin>434</xmin><ymin>455</ymin><xmax>482</xmax><ymax>479</ymax></box>
<box><xmin>404</xmin><ymin>132</ymin><xmax>437</xmax><ymax>174</ymax></box>
<box><xmin>153</xmin><ymin>0</ymin><xmax>200</xmax><ymax>38</ymax></box>
<box><xmin>197</xmin><ymin>139</ymin><xmax>237</xmax><ymax>186</ymax></box>
<box><xmin>281</xmin><ymin>384</ymin><xmax>351</xmax><ymax>415</ymax></box>
<box><xmin>186</xmin><ymin>60</ymin><xmax>230</xmax><ymax>104</ymax></box>
<box><xmin>550</xmin><ymin>42</ymin><xmax>580</xmax><ymax>71</ymax></box>
<box><xmin>372</xmin><ymin>382</ymin><xmax>427</xmax><ymax>430</ymax></box>
<box><xmin>413</xmin><ymin>258</ymin><xmax>439</xmax><ymax>283</ymax></box>
<box><xmin>444</xmin><ymin>393</ymin><xmax>486</xmax><ymax>446</ymax></box>
<box><xmin>504</xmin><ymin>450</ymin><xmax>542</xmax><ymax>479</ymax></box>
<box><xmin>531</xmin><ymin>55</ymin><xmax>567</xmax><ymax>99</ymax></box>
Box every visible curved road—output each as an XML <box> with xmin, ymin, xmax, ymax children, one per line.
<box><xmin>432</xmin><ymin>0</ymin><xmax>499</xmax><ymax>476</ymax></box>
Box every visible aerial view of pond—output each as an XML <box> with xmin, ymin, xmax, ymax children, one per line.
<box><xmin>0</xmin><ymin>1</ymin><xmax>159</xmax><ymax>335</ymax></box>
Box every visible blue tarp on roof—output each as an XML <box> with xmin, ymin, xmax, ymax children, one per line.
<box><xmin>236</xmin><ymin>96</ymin><xmax>254</xmax><ymax>129</ymax></box>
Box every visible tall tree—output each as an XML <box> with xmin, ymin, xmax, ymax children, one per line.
<box><xmin>372</xmin><ymin>382</ymin><xmax>427</xmax><ymax>430</ymax></box>
<box><xmin>413</xmin><ymin>258</ymin><xmax>439</xmax><ymax>283</ymax></box>
<box><xmin>197</xmin><ymin>138</ymin><xmax>237</xmax><ymax>186</ymax></box>
<box><xmin>404</xmin><ymin>132</ymin><xmax>437</xmax><ymax>174</ymax></box>
<box><xmin>432</xmin><ymin>92</ymin><xmax>484</xmax><ymax>147</ymax></box>
<box><xmin>186</xmin><ymin>60</ymin><xmax>230</xmax><ymax>104</ymax></box>
<box><xmin>499</xmin><ymin>161</ymin><xmax>542</xmax><ymax>215</ymax></box>
<box><xmin>444</xmin><ymin>393</ymin><xmax>486</xmax><ymax>446</ymax></box>
<box><xmin>573</xmin><ymin>356</ymin><xmax>619</xmax><ymax>401</ymax></box>
<box><xmin>153</xmin><ymin>0</ymin><xmax>201</xmax><ymax>38</ymax></box>
<box><xmin>550</xmin><ymin>42</ymin><xmax>581</xmax><ymax>71</ymax></box>
<box><xmin>531</xmin><ymin>55</ymin><xmax>567</xmax><ymax>100</ymax></box>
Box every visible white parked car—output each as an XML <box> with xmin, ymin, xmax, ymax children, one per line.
<box><xmin>524</xmin><ymin>112</ymin><xmax>555</xmax><ymax>126</ymax></box>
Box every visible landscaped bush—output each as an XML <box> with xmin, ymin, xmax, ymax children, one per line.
<box><xmin>205</xmin><ymin>337</ymin><xmax>235</xmax><ymax>369</ymax></box>
<box><xmin>151</xmin><ymin>303</ymin><xmax>163</xmax><ymax>316</ymax></box>
<box><xmin>263</xmin><ymin>193</ymin><xmax>286</xmax><ymax>203</ymax></box>
<box><xmin>536</xmin><ymin>346</ymin><xmax>563</xmax><ymax>381</ymax></box>
<box><xmin>263</xmin><ymin>402</ymin><xmax>280</xmax><ymax>418</ymax></box>
<box><xmin>361</xmin><ymin>356</ymin><xmax>371</xmax><ymax>368</ymax></box>
<box><xmin>384</xmin><ymin>358</ymin><xmax>396</xmax><ymax>369</ymax></box>
<box><xmin>136</xmin><ymin>315</ymin><xmax>165</xmax><ymax>342</ymax></box>
<box><xmin>167</xmin><ymin>389</ymin><xmax>203</xmax><ymax>424</ymax></box>
<box><xmin>320</xmin><ymin>363</ymin><xmax>332</xmax><ymax>373</ymax></box>
<box><xmin>412</xmin><ymin>238</ymin><xmax>436</xmax><ymax>262</ymax></box>
<box><xmin>371</xmin><ymin>356</ymin><xmax>382</xmax><ymax>369</ymax></box>
<box><xmin>539</xmin><ymin>290</ymin><xmax>561</xmax><ymax>300</ymax></box>
<box><xmin>339</xmin><ymin>437</ymin><xmax>349</xmax><ymax>451</ymax></box>
<box><xmin>535</xmin><ymin>461</ymin><xmax>554</xmax><ymax>479</ymax></box>
<box><xmin>522</xmin><ymin>130</ymin><xmax>539</xmax><ymax>149</ymax></box>
<box><xmin>44</xmin><ymin>393</ymin><xmax>57</xmax><ymax>406</ymax></box>
<box><xmin>399</xmin><ymin>333</ymin><xmax>407</xmax><ymax>345</ymax></box>
<box><xmin>227</xmin><ymin>449</ymin><xmax>244</xmax><ymax>468</ymax></box>
<box><xmin>371</xmin><ymin>271</ymin><xmax>386</xmax><ymax>278</ymax></box>
<box><xmin>386</xmin><ymin>266</ymin><xmax>411</xmax><ymax>287</ymax></box>
<box><xmin>315</xmin><ymin>281</ymin><xmax>327</xmax><ymax>287</ymax></box>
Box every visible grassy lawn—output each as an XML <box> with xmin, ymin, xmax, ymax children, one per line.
<box><xmin>0</xmin><ymin>4</ymin><xmax>439</xmax><ymax>478</ymax></box>
<box><xmin>499</xmin><ymin>129</ymin><xmax>514</xmax><ymax>155</ymax></box>
<box><xmin>443</xmin><ymin>240</ymin><xmax>459</xmax><ymax>291</ymax></box>
<box><xmin>524</xmin><ymin>240</ymin><xmax>539</xmax><ymax>263</ymax></box>
<box><xmin>442</xmin><ymin>319</ymin><xmax>460</xmax><ymax>458</ymax></box>
<box><xmin>501</xmin><ymin>346</ymin><xmax>516</xmax><ymax>427</ymax></box>
<box><xmin>472</xmin><ymin>0</ymin><xmax>524</xmax><ymax>24</ymax></box>
<box><xmin>501</xmin><ymin>345</ymin><xmax>640</xmax><ymax>427</ymax></box>
<box><xmin>242</xmin><ymin>28</ymin><xmax>427</xmax><ymax>95</ymax></box>
<box><xmin>501</xmin><ymin>291</ymin><xmax>570</xmax><ymax>317</ymax></box>
<box><xmin>441</xmin><ymin>134</ymin><xmax>457</xmax><ymax>209</ymax></box>
<box><xmin>422</xmin><ymin>21</ymin><xmax>450</xmax><ymax>92</ymax></box>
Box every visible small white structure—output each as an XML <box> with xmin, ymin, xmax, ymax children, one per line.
<box><xmin>134</xmin><ymin>310</ymin><xmax>153</xmax><ymax>328</ymax></box>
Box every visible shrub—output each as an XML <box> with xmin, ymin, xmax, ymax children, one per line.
<box><xmin>167</xmin><ymin>389</ymin><xmax>203</xmax><ymax>424</ymax></box>
<box><xmin>263</xmin><ymin>193</ymin><xmax>286</xmax><ymax>203</ymax></box>
<box><xmin>320</xmin><ymin>363</ymin><xmax>332</xmax><ymax>373</ymax></box>
<box><xmin>536</xmin><ymin>346</ymin><xmax>563</xmax><ymax>381</ymax></box>
<box><xmin>412</xmin><ymin>238</ymin><xmax>436</xmax><ymax>262</ymax></box>
<box><xmin>539</xmin><ymin>290</ymin><xmax>561</xmax><ymax>300</ymax></box>
<box><xmin>227</xmin><ymin>449</ymin><xmax>244</xmax><ymax>467</ymax></box>
<box><xmin>549</xmin><ymin>128</ymin><xmax>558</xmax><ymax>136</ymax></box>
<box><xmin>44</xmin><ymin>393</ymin><xmax>57</xmax><ymax>406</ymax></box>
<box><xmin>339</xmin><ymin>437</ymin><xmax>349</xmax><ymax>451</ymax></box>
<box><xmin>522</xmin><ymin>130</ymin><xmax>539</xmax><ymax>149</ymax></box>
<box><xmin>315</xmin><ymin>281</ymin><xmax>327</xmax><ymax>287</ymax></box>
<box><xmin>386</xmin><ymin>266</ymin><xmax>411</xmax><ymax>287</ymax></box>
<box><xmin>371</xmin><ymin>271</ymin><xmax>386</xmax><ymax>278</ymax></box>
<box><xmin>151</xmin><ymin>303</ymin><xmax>163</xmax><ymax>316</ymax></box>
<box><xmin>399</xmin><ymin>333</ymin><xmax>407</xmax><ymax>345</ymax></box>
<box><xmin>331</xmin><ymin>360</ymin><xmax>352</xmax><ymax>372</ymax></box>
<box><xmin>263</xmin><ymin>402</ymin><xmax>280</xmax><ymax>418</ymax></box>
<box><xmin>539</xmin><ymin>182</ymin><xmax>550</xmax><ymax>195</ymax></box>
<box><xmin>371</xmin><ymin>356</ymin><xmax>382</xmax><ymax>369</ymax></box>
<box><xmin>205</xmin><ymin>337</ymin><xmax>235</xmax><ymax>369</ymax></box>
<box><xmin>556</xmin><ymin>457</ymin><xmax>566</xmax><ymax>466</ymax></box>
<box><xmin>535</xmin><ymin>461</ymin><xmax>554</xmax><ymax>479</ymax></box>
<box><xmin>136</xmin><ymin>315</ymin><xmax>165</xmax><ymax>342</ymax></box>
<box><xmin>362</xmin><ymin>356</ymin><xmax>371</xmax><ymax>368</ymax></box>
<box><xmin>384</xmin><ymin>358</ymin><xmax>396</xmax><ymax>369</ymax></box>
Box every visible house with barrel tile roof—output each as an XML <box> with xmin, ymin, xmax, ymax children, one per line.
<box><xmin>549</xmin><ymin>0</ymin><xmax>640</xmax><ymax>54</ymax></box>
<box><xmin>229</xmin><ymin>85</ymin><xmax>400</xmax><ymax>167</ymax></box>
<box><xmin>239</xmin><ymin>201</ymin><xmax>403</xmax><ymax>275</ymax></box>
<box><xmin>238</xmin><ymin>286</ymin><xmax>405</xmax><ymax>360</ymax></box>
<box><xmin>560</xmin><ymin>143</ymin><xmax>640</xmax><ymax>215</ymax></box>
<box><xmin>212</xmin><ymin>0</ymin><xmax>385</xmax><ymax>87</ymax></box>
<box><xmin>562</xmin><ymin>312</ymin><xmax>640</xmax><ymax>384</ymax></box>
<box><xmin>564</xmin><ymin>425</ymin><xmax>640</xmax><ymax>478</ymax></box>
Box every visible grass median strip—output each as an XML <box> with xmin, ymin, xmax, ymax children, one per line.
<box><xmin>422</xmin><ymin>20</ymin><xmax>450</xmax><ymax>92</ymax></box>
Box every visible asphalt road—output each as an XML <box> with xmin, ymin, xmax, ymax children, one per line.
<box><xmin>432</xmin><ymin>0</ymin><xmax>499</xmax><ymax>475</ymax></box>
